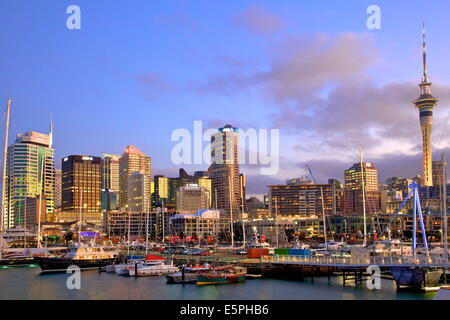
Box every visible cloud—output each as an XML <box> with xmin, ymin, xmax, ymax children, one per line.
<box><xmin>234</xmin><ymin>6</ymin><xmax>285</xmax><ymax>35</ymax></box>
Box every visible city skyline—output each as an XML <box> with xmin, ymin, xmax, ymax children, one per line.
<box><xmin>2</xmin><ymin>1</ymin><xmax>450</xmax><ymax>196</ymax></box>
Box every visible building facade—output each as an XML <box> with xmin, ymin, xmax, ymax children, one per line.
<box><xmin>176</xmin><ymin>185</ymin><xmax>210</xmax><ymax>213</ymax></box>
<box><xmin>344</xmin><ymin>162</ymin><xmax>381</xmax><ymax>215</ymax></box>
<box><xmin>3</xmin><ymin>131</ymin><xmax>55</xmax><ymax>228</ymax></box>
<box><xmin>210</xmin><ymin>125</ymin><xmax>241</xmax><ymax>218</ymax></box>
<box><xmin>61</xmin><ymin>155</ymin><xmax>102</xmax><ymax>213</ymax></box>
<box><xmin>127</xmin><ymin>170</ymin><xmax>149</xmax><ymax>212</ymax></box>
<box><xmin>119</xmin><ymin>145</ymin><xmax>151</xmax><ymax>211</ymax></box>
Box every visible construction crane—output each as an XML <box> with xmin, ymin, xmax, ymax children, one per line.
<box><xmin>305</xmin><ymin>164</ymin><xmax>316</xmax><ymax>184</ymax></box>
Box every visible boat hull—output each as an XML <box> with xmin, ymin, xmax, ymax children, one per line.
<box><xmin>0</xmin><ymin>258</ymin><xmax>35</xmax><ymax>266</ymax></box>
<box><xmin>390</xmin><ymin>266</ymin><xmax>442</xmax><ymax>289</ymax></box>
<box><xmin>197</xmin><ymin>273</ymin><xmax>246</xmax><ymax>286</ymax></box>
<box><xmin>35</xmin><ymin>257</ymin><xmax>117</xmax><ymax>273</ymax></box>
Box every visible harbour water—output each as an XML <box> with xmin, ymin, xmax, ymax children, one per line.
<box><xmin>0</xmin><ymin>266</ymin><xmax>437</xmax><ymax>300</ymax></box>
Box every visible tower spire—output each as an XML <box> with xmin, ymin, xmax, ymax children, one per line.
<box><xmin>422</xmin><ymin>22</ymin><xmax>428</xmax><ymax>82</ymax></box>
<box><xmin>414</xmin><ymin>23</ymin><xmax>438</xmax><ymax>187</ymax></box>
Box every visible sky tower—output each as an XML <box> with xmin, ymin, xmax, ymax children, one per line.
<box><xmin>414</xmin><ymin>24</ymin><xmax>438</xmax><ymax>186</ymax></box>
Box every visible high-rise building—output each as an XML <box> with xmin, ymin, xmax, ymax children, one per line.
<box><xmin>432</xmin><ymin>160</ymin><xmax>445</xmax><ymax>186</ymax></box>
<box><xmin>414</xmin><ymin>26</ymin><xmax>438</xmax><ymax>186</ymax></box>
<box><xmin>386</xmin><ymin>177</ymin><xmax>412</xmax><ymax>198</ymax></box>
<box><xmin>61</xmin><ymin>155</ymin><xmax>102</xmax><ymax>213</ymax></box>
<box><xmin>54</xmin><ymin>168</ymin><xmax>62</xmax><ymax>209</ymax></box>
<box><xmin>3</xmin><ymin>131</ymin><xmax>55</xmax><ymax>228</ymax></box>
<box><xmin>344</xmin><ymin>162</ymin><xmax>381</xmax><ymax>215</ymax></box>
<box><xmin>179</xmin><ymin>168</ymin><xmax>194</xmax><ymax>187</ymax></box>
<box><xmin>210</xmin><ymin>124</ymin><xmax>241</xmax><ymax>218</ymax></box>
<box><xmin>176</xmin><ymin>185</ymin><xmax>210</xmax><ymax>214</ymax></box>
<box><xmin>153</xmin><ymin>175</ymin><xmax>169</xmax><ymax>207</ymax></box>
<box><xmin>197</xmin><ymin>176</ymin><xmax>212</xmax><ymax>207</ymax></box>
<box><xmin>127</xmin><ymin>171</ymin><xmax>149</xmax><ymax>212</ymax></box>
<box><xmin>119</xmin><ymin>145</ymin><xmax>151</xmax><ymax>211</ymax></box>
<box><xmin>101</xmin><ymin>153</ymin><xmax>120</xmax><ymax>192</ymax></box>
<box><xmin>268</xmin><ymin>183</ymin><xmax>342</xmax><ymax>218</ymax></box>
<box><xmin>101</xmin><ymin>153</ymin><xmax>120</xmax><ymax>211</ymax></box>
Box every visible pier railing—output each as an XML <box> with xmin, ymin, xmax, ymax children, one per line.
<box><xmin>261</xmin><ymin>255</ymin><xmax>450</xmax><ymax>267</ymax></box>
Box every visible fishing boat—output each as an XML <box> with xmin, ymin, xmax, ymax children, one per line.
<box><xmin>196</xmin><ymin>265</ymin><xmax>247</xmax><ymax>286</ymax></box>
<box><xmin>127</xmin><ymin>255</ymin><xmax>179</xmax><ymax>277</ymax></box>
<box><xmin>34</xmin><ymin>245</ymin><xmax>119</xmax><ymax>272</ymax></box>
<box><xmin>166</xmin><ymin>264</ymin><xmax>212</xmax><ymax>284</ymax></box>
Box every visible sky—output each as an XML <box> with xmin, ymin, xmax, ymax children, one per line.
<box><xmin>1</xmin><ymin>0</ymin><xmax>450</xmax><ymax>197</ymax></box>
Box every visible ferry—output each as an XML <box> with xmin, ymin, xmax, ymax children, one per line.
<box><xmin>196</xmin><ymin>265</ymin><xmax>247</xmax><ymax>286</ymax></box>
<box><xmin>34</xmin><ymin>246</ymin><xmax>119</xmax><ymax>272</ymax></box>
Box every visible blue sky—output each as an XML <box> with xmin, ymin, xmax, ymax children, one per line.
<box><xmin>1</xmin><ymin>0</ymin><xmax>450</xmax><ymax>195</ymax></box>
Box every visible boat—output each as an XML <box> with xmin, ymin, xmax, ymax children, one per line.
<box><xmin>317</xmin><ymin>240</ymin><xmax>346</xmax><ymax>251</ymax></box>
<box><xmin>166</xmin><ymin>264</ymin><xmax>212</xmax><ymax>284</ymax></box>
<box><xmin>390</xmin><ymin>266</ymin><xmax>442</xmax><ymax>289</ymax></box>
<box><xmin>196</xmin><ymin>265</ymin><xmax>247</xmax><ymax>286</ymax></box>
<box><xmin>127</xmin><ymin>255</ymin><xmax>179</xmax><ymax>277</ymax></box>
<box><xmin>0</xmin><ymin>251</ymin><xmax>35</xmax><ymax>266</ymax></box>
<box><xmin>34</xmin><ymin>245</ymin><xmax>119</xmax><ymax>272</ymax></box>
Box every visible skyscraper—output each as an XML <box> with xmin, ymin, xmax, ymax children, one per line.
<box><xmin>414</xmin><ymin>25</ymin><xmax>438</xmax><ymax>186</ymax></box>
<box><xmin>61</xmin><ymin>155</ymin><xmax>102</xmax><ymax>212</ymax></box>
<box><xmin>210</xmin><ymin>124</ymin><xmax>241</xmax><ymax>218</ymax></box>
<box><xmin>127</xmin><ymin>170</ymin><xmax>149</xmax><ymax>212</ymax></box>
<box><xmin>3</xmin><ymin>131</ymin><xmax>55</xmax><ymax>228</ymax></box>
<box><xmin>176</xmin><ymin>185</ymin><xmax>210</xmax><ymax>214</ymax></box>
<box><xmin>119</xmin><ymin>145</ymin><xmax>151</xmax><ymax>211</ymax></box>
<box><xmin>101</xmin><ymin>153</ymin><xmax>120</xmax><ymax>211</ymax></box>
<box><xmin>344</xmin><ymin>162</ymin><xmax>381</xmax><ymax>215</ymax></box>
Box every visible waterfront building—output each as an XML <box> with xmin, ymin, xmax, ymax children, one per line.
<box><xmin>61</xmin><ymin>155</ymin><xmax>102</xmax><ymax>213</ymax></box>
<box><xmin>103</xmin><ymin>211</ymin><xmax>155</xmax><ymax>238</ymax></box>
<box><xmin>176</xmin><ymin>185</ymin><xmax>210</xmax><ymax>214</ymax></box>
<box><xmin>414</xmin><ymin>27</ymin><xmax>438</xmax><ymax>186</ymax></box>
<box><xmin>210</xmin><ymin>124</ymin><xmax>241</xmax><ymax>219</ymax></box>
<box><xmin>57</xmin><ymin>211</ymin><xmax>103</xmax><ymax>227</ymax></box>
<box><xmin>179</xmin><ymin>168</ymin><xmax>194</xmax><ymax>187</ymax></box>
<box><xmin>386</xmin><ymin>177</ymin><xmax>412</xmax><ymax>198</ymax></box>
<box><xmin>3</xmin><ymin>131</ymin><xmax>55</xmax><ymax>228</ymax></box>
<box><xmin>127</xmin><ymin>170</ymin><xmax>149</xmax><ymax>212</ymax></box>
<box><xmin>170</xmin><ymin>209</ymin><xmax>230</xmax><ymax>240</ymax></box>
<box><xmin>119</xmin><ymin>145</ymin><xmax>151</xmax><ymax>211</ymax></box>
<box><xmin>268</xmin><ymin>183</ymin><xmax>341</xmax><ymax>218</ymax></box>
<box><xmin>344</xmin><ymin>162</ymin><xmax>381</xmax><ymax>215</ymax></box>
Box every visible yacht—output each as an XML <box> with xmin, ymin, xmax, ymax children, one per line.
<box><xmin>127</xmin><ymin>255</ymin><xmax>179</xmax><ymax>277</ymax></box>
<box><xmin>35</xmin><ymin>245</ymin><xmax>119</xmax><ymax>272</ymax></box>
<box><xmin>317</xmin><ymin>240</ymin><xmax>346</xmax><ymax>251</ymax></box>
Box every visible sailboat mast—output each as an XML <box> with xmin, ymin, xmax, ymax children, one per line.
<box><xmin>443</xmin><ymin>154</ymin><xmax>448</xmax><ymax>262</ymax></box>
<box><xmin>275</xmin><ymin>196</ymin><xmax>278</xmax><ymax>249</ymax></box>
<box><xmin>359</xmin><ymin>147</ymin><xmax>367</xmax><ymax>246</ymax></box>
<box><xmin>0</xmin><ymin>99</ymin><xmax>11</xmax><ymax>259</ymax></box>
<box><xmin>37</xmin><ymin>151</ymin><xmax>45</xmax><ymax>248</ymax></box>
<box><xmin>321</xmin><ymin>187</ymin><xmax>328</xmax><ymax>251</ymax></box>
<box><xmin>229</xmin><ymin>175</ymin><xmax>234</xmax><ymax>248</ymax></box>
<box><xmin>78</xmin><ymin>189</ymin><xmax>83</xmax><ymax>245</ymax></box>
